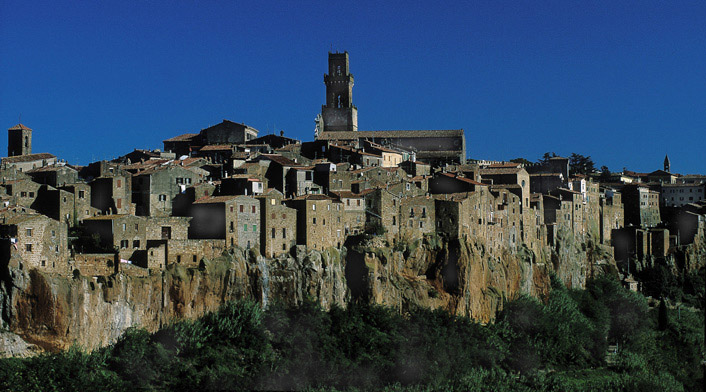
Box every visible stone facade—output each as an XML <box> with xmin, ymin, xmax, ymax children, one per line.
<box><xmin>0</xmin><ymin>213</ymin><xmax>68</xmax><ymax>275</ymax></box>
<box><xmin>132</xmin><ymin>164</ymin><xmax>206</xmax><ymax>217</ymax></box>
<box><xmin>190</xmin><ymin>195</ymin><xmax>260</xmax><ymax>250</ymax></box>
<box><xmin>257</xmin><ymin>189</ymin><xmax>297</xmax><ymax>257</ymax></box>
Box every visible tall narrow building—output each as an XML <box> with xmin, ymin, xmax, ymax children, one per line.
<box><xmin>664</xmin><ymin>154</ymin><xmax>670</xmax><ymax>173</ymax></box>
<box><xmin>321</xmin><ymin>52</ymin><xmax>358</xmax><ymax>133</ymax></box>
<box><xmin>8</xmin><ymin>123</ymin><xmax>32</xmax><ymax>157</ymax></box>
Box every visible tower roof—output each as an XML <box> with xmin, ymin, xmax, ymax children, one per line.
<box><xmin>8</xmin><ymin>123</ymin><xmax>32</xmax><ymax>131</ymax></box>
<box><xmin>664</xmin><ymin>154</ymin><xmax>670</xmax><ymax>165</ymax></box>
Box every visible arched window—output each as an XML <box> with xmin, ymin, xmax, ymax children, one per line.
<box><xmin>24</xmin><ymin>136</ymin><xmax>28</xmax><ymax>148</ymax></box>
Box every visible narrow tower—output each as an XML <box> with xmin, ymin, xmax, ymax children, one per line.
<box><xmin>321</xmin><ymin>51</ymin><xmax>358</xmax><ymax>133</ymax></box>
<box><xmin>8</xmin><ymin>123</ymin><xmax>32</xmax><ymax>156</ymax></box>
<box><xmin>664</xmin><ymin>154</ymin><xmax>670</xmax><ymax>173</ymax></box>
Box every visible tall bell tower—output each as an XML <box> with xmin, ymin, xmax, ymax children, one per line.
<box><xmin>8</xmin><ymin>123</ymin><xmax>32</xmax><ymax>156</ymax></box>
<box><xmin>321</xmin><ymin>51</ymin><xmax>358</xmax><ymax>133</ymax></box>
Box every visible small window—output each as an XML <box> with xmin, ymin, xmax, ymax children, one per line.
<box><xmin>252</xmin><ymin>205</ymin><xmax>256</xmax><ymax>213</ymax></box>
<box><xmin>20</xmin><ymin>192</ymin><xmax>27</xmax><ymax>197</ymax></box>
<box><xmin>313</xmin><ymin>218</ymin><xmax>317</xmax><ymax>224</ymax></box>
<box><xmin>240</xmin><ymin>205</ymin><xmax>244</xmax><ymax>213</ymax></box>
<box><xmin>230</xmin><ymin>206</ymin><xmax>234</xmax><ymax>213</ymax></box>
<box><xmin>253</xmin><ymin>224</ymin><xmax>257</xmax><ymax>232</ymax></box>
<box><xmin>29</xmin><ymin>192</ymin><xmax>34</xmax><ymax>198</ymax></box>
<box><xmin>271</xmin><ymin>198</ymin><xmax>276</xmax><ymax>205</ymax></box>
<box><xmin>158</xmin><ymin>194</ymin><xmax>167</xmax><ymax>201</ymax></box>
<box><xmin>41</xmin><ymin>260</ymin><xmax>46</xmax><ymax>267</ymax></box>
<box><xmin>122</xmin><ymin>223</ymin><xmax>127</xmax><ymax>231</ymax></box>
<box><xmin>120</xmin><ymin>240</ymin><xmax>128</xmax><ymax>249</ymax></box>
<box><xmin>282</xmin><ymin>228</ymin><xmax>286</xmax><ymax>238</ymax></box>
<box><xmin>272</xmin><ymin>228</ymin><xmax>276</xmax><ymax>238</ymax></box>
<box><xmin>78</xmin><ymin>190</ymin><xmax>85</xmax><ymax>199</ymax></box>
<box><xmin>117</xmin><ymin>179</ymin><xmax>121</xmax><ymax>188</ymax></box>
<box><xmin>323</xmin><ymin>219</ymin><xmax>326</xmax><ymax>226</ymax></box>
<box><xmin>133</xmin><ymin>240</ymin><xmax>140</xmax><ymax>248</ymax></box>
<box><xmin>244</xmin><ymin>224</ymin><xmax>248</xmax><ymax>231</ymax></box>
<box><xmin>177</xmin><ymin>255</ymin><xmax>181</xmax><ymax>264</ymax></box>
<box><xmin>26</xmin><ymin>244</ymin><xmax>32</xmax><ymax>252</ymax></box>
<box><xmin>51</xmin><ymin>230</ymin><xmax>55</xmax><ymax>237</ymax></box>
<box><xmin>312</xmin><ymin>204</ymin><xmax>316</xmax><ymax>211</ymax></box>
<box><xmin>135</xmin><ymin>224</ymin><xmax>138</xmax><ymax>230</ymax></box>
<box><xmin>26</xmin><ymin>228</ymin><xmax>32</xmax><ymax>237</ymax></box>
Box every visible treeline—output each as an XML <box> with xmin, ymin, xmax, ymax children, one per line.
<box><xmin>0</xmin><ymin>276</ymin><xmax>702</xmax><ymax>391</ymax></box>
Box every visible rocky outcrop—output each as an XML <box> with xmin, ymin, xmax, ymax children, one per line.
<box><xmin>0</xmin><ymin>232</ymin><xmax>625</xmax><ymax>356</ymax></box>
<box><xmin>0</xmin><ymin>246</ymin><xmax>347</xmax><ymax>356</ymax></box>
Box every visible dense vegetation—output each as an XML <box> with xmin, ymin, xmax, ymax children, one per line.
<box><xmin>1</xmin><ymin>276</ymin><xmax>702</xmax><ymax>391</ymax></box>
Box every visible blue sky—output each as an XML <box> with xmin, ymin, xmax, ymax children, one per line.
<box><xmin>1</xmin><ymin>1</ymin><xmax>704</xmax><ymax>173</ymax></box>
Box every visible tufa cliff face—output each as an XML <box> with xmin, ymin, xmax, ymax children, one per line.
<box><xmin>0</xmin><ymin>246</ymin><xmax>348</xmax><ymax>354</ymax></box>
<box><xmin>0</xmin><ymin>232</ymin><xmax>623</xmax><ymax>356</ymax></box>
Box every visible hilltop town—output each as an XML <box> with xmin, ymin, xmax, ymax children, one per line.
<box><xmin>0</xmin><ymin>53</ymin><xmax>704</xmax><ymax>353</ymax></box>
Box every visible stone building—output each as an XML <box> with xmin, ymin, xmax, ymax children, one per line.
<box><xmin>83</xmin><ymin>214</ymin><xmax>147</xmax><ymax>260</ymax></box>
<box><xmin>430</xmin><ymin>172</ymin><xmax>486</xmax><ymax>194</ymax></box>
<box><xmin>331</xmin><ymin>190</ymin><xmax>368</xmax><ymax>236</ymax></box>
<box><xmin>660</xmin><ymin>183</ymin><xmax>706</xmax><ymax>208</ymax></box>
<box><xmin>480</xmin><ymin>166</ymin><xmax>530</xmax><ymax>212</ymax></box>
<box><xmin>622</xmin><ymin>184</ymin><xmax>660</xmax><ymax>227</ymax></box>
<box><xmin>189</xmin><ymin>195</ymin><xmax>260</xmax><ymax>250</ymax></box>
<box><xmin>256</xmin><ymin>189</ymin><xmax>297</xmax><ymax>257</ymax></box>
<box><xmin>27</xmin><ymin>164</ymin><xmax>78</xmax><ymax>187</ymax></box>
<box><xmin>89</xmin><ymin>166</ymin><xmax>133</xmax><ymax>215</ymax></box>
<box><xmin>599</xmin><ymin>188</ymin><xmax>624</xmax><ymax>245</ymax></box>
<box><xmin>132</xmin><ymin>164</ymin><xmax>207</xmax><ymax>216</ymax></box>
<box><xmin>7</xmin><ymin>123</ymin><xmax>32</xmax><ymax>157</ymax></box>
<box><xmin>315</xmin><ymin>52</ymin><xmax>465</xmax><ymax>166</ymax></box>
<box><xmin>1</xmin><ymin>153</ymin><xmax>57</xmax><ymax>173</ymax></box>
<box><xmin>163</xmin><ymin>120</ymin><xmax>259</xmax><ymax>157</ymax></box>
<box><xmin>399</xmin><ymin>195</ymin><xmax>435</xmax><ymax>240</ymax></box>
<box><xmin>286</xmin><ymin>194</ymin><xmax>343</xmax><ymax>250</ymax></box>
<box><xmin>0</xmin><ymin>213</ymin><xmax>68</xmax><ymax>275</ymax></box>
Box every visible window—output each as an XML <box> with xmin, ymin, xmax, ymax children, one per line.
<box><xmin>283</xmin><ymin>243</ymin><xmax>287</xmax><ymax>251</ymax></box>
<box><xmin>419</xmin><ymin>221</ymin><xmax>424</xmax><ymax>228</ymax></box>
<box><xmin>392</xmin><ymin>216</ymin><xmax>396</xmax><ymax>226</ymax></box>
<box><xmin>271</xmin><ymin>198</ymin><xmax>276</xmax><ymax>205</ymax></box>
<box><xmin>20</xmin><ymin>192</ymin><xmax>26</xmax><ymax>197</ymax></box>
<box><xmin>122</xmin><ymin>223</ymin><xmax>127</xmax><ymax>231</ymax></box>
<box><xmin>51</xmin><ymin>230</ymin><xmax>55</xmax><ymax>237</ymax></box>
<box><xmin>240</xmin><ymin>205</ymin><xmax>244</xmax><ymax>213</ymax></box>
<box><xmin>230</xmin><ymin>206</ymin><xmax>234</xmax><ymax>213</ymax></box>
<box><xmin>29</xmin><ymin>192</ymin><xmax>34</xmax><ymax>198</ymax></box>
<box><xmin>347</xmin><ymin>200</ymin><xmax>350</xmax><ymax>206</ymax></box>
<box><xmin>323</xmin><ymin>219</ymin><xmax>326</xmax><ymax>226</ymax></box>
<box><xmin>117</xmin><ymin>198</ymin><xmax>122</xmax><ymax>209</ymax></box>
<box><xmin>312</xmin><ymin>204</ymin><xmax>316</xmax><ymax>211</ymax></box>
<box><xmin>244</xmin><ymin>224</ymin><xmax>248</xmax><ymax>231</ymax></box>
<box><xmin>252</xmin><ymin>205</ymin><xmax>256</xmax><ymax>213</ymax></box>
<box><xmin>253</xmin><ymin>224</ymin><xmax>257</xmax><ymax>232</ymax></box>
<box><xmin>282</xmin><ymin>213</ymin><xmax>286</xmax><ymax>219</ymax></box>
<box><xmin>272</xmin><ymin>228</ymin><xmax>276</xmax><ymax>238</ymax></box>
<box><xmin>133</xmin><ymin>240</ymin><xmax>140</xmax><ymax>248</ymax></box>
<box><xmin>158</xmin><ymin>194</ymin><xmax>167</xmax><ymax>201</ymax></box>
<box><xmin>282</xmin><ymin>228</ymin><xmax>286</xmax><ymax>238</ymax></box>
<box><xmin>26</xmin><ymin>228</ymin><xmax>32</xmax><ymax>237</ymax></box>
<box><xmin>135</xmin><ymin>224</ymin><xmax>139</xmax><ymax>230</ymax></box>
<box><xmin>120</xmin><ymin>240</ymin><xmax>128</xmax><ymax>249</ymax></box>
<box><xmin>406</xmin><ymin>183</ymin><xmax>410</xmax><ymax>191</ymax></box>
<box><xmin>230</xmin><ymin>222</ymin><xmax>234</xmax><ymax>232</ymax></box>
<box><xmin>25</xmin><ymin>244</ymin><xmax>32</xmax><ymax>252</ymax></box>
<box><xmin>78</xmin><ymin>190</ymin><xmax>85</xmax><ymax>199</ymax></box>
<box><xmin>313</xmin><ymin>218</ymin><xmax>317</xmax><ymax>224</ymax></box>
<box><xmin>41</xmin><ymin>260</ymin><xmax>46</xmax><ymax>267</ymax></box>
<box><xmin>177</xmin><ymin>255</ymin><xmax>181</xmax><ymax>264</ymax></box>
<box><xmin>117</xmin><ymin>179</ymin><xmax>122</xmax><ymax>188</ymax></box>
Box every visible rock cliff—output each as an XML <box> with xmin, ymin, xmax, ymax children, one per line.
<box><xmin>0</xmin><ymin>230</ymin><xmax>642</xmax><ymax>357</ymax></box>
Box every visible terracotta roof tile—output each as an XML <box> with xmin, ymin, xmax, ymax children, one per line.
<box><xmin>163</xmin><ymin>133</ymin><xmax>198</xmax><ymax>142</ymax></box>
<box><xmin>2</xmin><ymin>153</ymin><xmax>56</xmax><ymax>163</ymax></box>
<box><xmin>8</xmin><ymin>123</ymin><xmax>32</xmax><ymax>131</ymax></box>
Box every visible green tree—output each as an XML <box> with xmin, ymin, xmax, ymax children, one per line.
<box><xmin>569</xmin><ymin>153</ymin><xmax>596</xmax><ymax>176</ymax></box>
